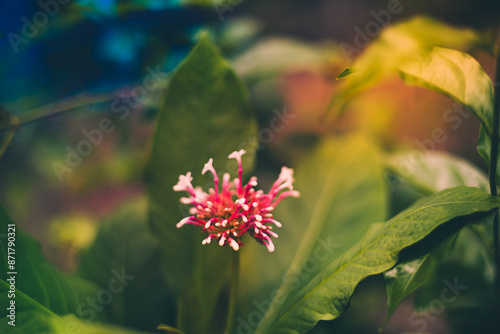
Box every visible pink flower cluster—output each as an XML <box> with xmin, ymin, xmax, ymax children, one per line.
<box><xmin>173</xmin><ymin>150</ymin><xmax>299</xmax><ymax>252</ymax></box>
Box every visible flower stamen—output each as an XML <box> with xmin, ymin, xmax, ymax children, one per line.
<box><xmin>173</xmin><ymin>150</ymin><xmax>299</xmax><ymax>252</ymax></box>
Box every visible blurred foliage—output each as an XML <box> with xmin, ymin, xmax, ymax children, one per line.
<box><xmin>332</xmin><ymin>16</ymin><xmax>487</xmax><ymax>116</ymax></box>
<box><xmin>398</xmin><ymin>47</ymin><xmax>494</xmax><ymax>134</ymax></box>
<box><xmin>386</xmin><ymin>151</ymin><xmax>490</xmax><ymax>194</ymax></box>
<box><xmin>48</xmin><ymin>214</ymin><xmax>96</xmax><ymax>251</ymax></box>
<box><xmin>0</xmin><ymin>206</ymin><xmax>107</xmax><ymax>328</ymax></box>
<box><xmin>1</xmin><ymin>1</ymin><xmax>500</xmax><ymax>333</ymax></box>
<box><xmin>78</xmin><ymin>198</ymin><xmax>174</xmax><ymax>331</ymax></box>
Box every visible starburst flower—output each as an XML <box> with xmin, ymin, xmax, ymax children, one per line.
<box><xmin>173</xmin><ymin>150</ymin><xmax>299</xmax><ymax>252</ymax></box>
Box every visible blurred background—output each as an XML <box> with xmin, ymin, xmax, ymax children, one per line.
<box><xmin>1</xmin><ymin>0</ymin><xmax>500</xmax><ymax>333</ymax></box>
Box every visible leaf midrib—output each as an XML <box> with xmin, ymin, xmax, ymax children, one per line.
<box><xmin>0</xmin><ymin>279</ymin><xmax>58</xmax><ymax>319</ymax></box>
<box><xmin>263</xmin><ymin>144</ymin><xmax>367</xmax><ymax>329</ymax></box>
<box><xmin>286</xmin><ymin>145</ymin><xmax>348</xmax><ymax>269</ymax></box>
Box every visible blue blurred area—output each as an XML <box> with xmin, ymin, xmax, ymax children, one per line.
<box><xmin>0</xmin><ymin>0</ymin><xmax>213</xmax><ymax>110</ymax></box>
<box><xmin>77</xmin><ymin>0</ymin><xmax>118</xmax><ymax>17</ymax></box>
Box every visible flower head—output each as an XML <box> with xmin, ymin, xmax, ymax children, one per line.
<box><xmin>173</xmin><ymin>150</ymin><xmax>299</xmax><ymax>252</ymax></box>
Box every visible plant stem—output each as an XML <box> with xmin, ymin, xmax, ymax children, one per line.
<box><xmin>491</xmin><ymin>40</ymin><xmax>500</xmax><ymax>308</ymax></box>
<box><xmin>0</xmin><ymin>92</ymin><xmax>114</xmax><ymax>132</ymax></box>
<box><xmin>224</xmin><ymin>251</ymin><xmax>240</xmax><ymax>334</ymax></box>
<box><xmin>0</xmin><ymin>79</ymin><xmax>168</xmax><ymax>132</ymax></box>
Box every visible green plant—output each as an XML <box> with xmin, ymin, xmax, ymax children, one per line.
<box><xmin>1</xmin><ymin>16</ymin><xmax>500</xmax><ymax>334</ymax></box>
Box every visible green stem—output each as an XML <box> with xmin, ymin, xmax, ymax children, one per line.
<box><xmin>494</xmin><ymin>214</ymin><xmax>500</xmax><ymax>305</ymax></box>
<box><xmin>0</xmin><ymin>78</ymin><xmax>168</xmax><ymax>132</ymax></box>
<box><xmin>0</xmin><ymin>92</ymin><xmax>114</xmax><ymax>132</ymax></box>
<box><xmin>491</xmin><ymin>40</ymin><xmax>500</xmax><ymax>308</ymax></box>
<box><xmin>224</xmin><ymin>251</ymin><xmax>240</xmax><ymax>334</ymax></box>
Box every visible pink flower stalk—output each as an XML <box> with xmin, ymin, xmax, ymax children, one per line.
<box><xmin>173</xmin><ymin>150</ymin><xmax>299</xmax><ymax>252</ymax></box>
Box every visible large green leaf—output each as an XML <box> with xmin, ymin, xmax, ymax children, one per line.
<box><xmin>333</xmin><ymin>16</ymin><xmax>483</xmax><ymax>114</ymax></box>
<box><xmin>77</xmin><ymin>198</ymin><xmax>175</xmax><ymax>331</ymax></box>
<box><xmin>0</xmin><ymin>207</ymin><xmax>151</xmax><ymax>333</ymax></box>
<box><xmin>383</xmin><ymin>232</ymin><xmax>458</xmax><ymax>326</ymax></box>
<box><xmin>386</xmin><ymin>150</ymin><xmax>490</xmax><ymax>195</ymax></box>
<box><xmin>413</xmin><ymin>213</ymin><xmax>496</xmax><ymax>311</ymax></box>
<box><xmin>382</xmin><ymin>150</ymin><xmax>492</xmax><ymax>325</ymax></box>
<box><xmin>398</xmin><ymin>47</ymin><xmax>494</xmax><ymax>136</ymax></box>
<box><xmin>368</xmin><ymin>46</ymin><xmax>497</xmax><ymax>188</ymax></box>
<box><xmin>255</xmin><ymin>187</ymin><xmax>500</xmax><ymax>333</ymax></box>
<box><xmin>146</xmin><ymin>33</ymin><xmax>257</xmax><ymax>334</ymax></box>
<box><xmin>386</xmin><ymin>151</ymin><xmax>492</xmax><ymax>254</ymax></box>
<box><xmin>237</xmin><ymin>134</ymin><xmax>388</xmax><ymax>326</ymax></box>
<box><xmin>284</xmin><ymin>134</ymin><xmax>388</xmax><ymax>266</ymax></box>
<box><xmin>0</xmin><ymin>206</ymin><xmax>106</xmax><ymax>327</ymax></box>
<box><xmin>0</xmin><ymin>310</ymin><xmax>155</xmax><ymax>334</ymax></box>
<box><xmin>383</xmin><ymin>211</ymin><xmax>495</xmax><ymax>329</ymax></box>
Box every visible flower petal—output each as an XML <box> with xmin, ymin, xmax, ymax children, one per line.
<box><xmin>229</xmin><ymin>238</ymin><xmax>240</xmax><ymax>251</ymax></box>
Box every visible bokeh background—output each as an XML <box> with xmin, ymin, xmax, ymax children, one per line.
<box><xmin>1</xmin><ymin>0</ymin><xmax>500</xmax><ymax>333</ymax></box>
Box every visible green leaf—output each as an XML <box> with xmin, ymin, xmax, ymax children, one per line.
<box><xmin>276</xmin><ymin>134</ymin><xmax>388</xmax><ymax>285</ymax></box>
<box><xmin>336</xmin><ymin>68</ymin><xmax>356</xmax><ymax>79</ymax></box>
<box><xmin>413</xmin><ymin>213</ymin><xmax>496</xmax><ymax>311</ymax></box>
<box><xmin>77</xmin><ymin>198</ymin><xmax>175</xmax><ymax>331</ymax></box>
<box><xmin>146</xmin><ymin>33</ymin><xmax>257</xmax><ymax>334</ymax></box>
<box><xmin>382</xmin><ymin>150</ymin><xmax>491</xmax><ymax>325</ymax></box>
<box><xmin>383</xmin><ymin>232</ymin><xmax>457</xmax><ymax>327</ymax></box>
<box><xmin>386</xmin><ymin>150</ymin><xmax>490</xmax><ymax>195</ymax></box>
<box><xmin>158</xmin><ymin>323</ymin><xmax>186</xmax><ymax>333</ymax></box>
<box><xmin>398</xmin><ymin>46</ymin><xmax>494</xmax><ymax>135</ymax></box>
<box><xmin>0</xmin><ymin>206</ymin><xmax>105</xmax><ymax>325</ymax></box>
<box><xmin>0</xmin><ymin>207</ymin><xmax>152</xmax><ymax>333</ymax></box>
<box><xmin>238</xmin><ymin>134</ymin><xmax>388</xmax><ymax>323</ymax></box>
<box><xmin>255</xmin><ymin>187</ymin><xmax>500</xmax><ymax>333</ymax></box>
<box><xmin>0</xmin><ymin>310</ymin><xmax>155</xmax><ymax>334</ymax></box>
<box><xmin>332</xmin><ymin>16</ymin><xmax>484</xmax><ymax>115</ymax></box>
<box><xmin>253</xmin><ymin>134</ymin><xmax>388</xmax><ymax>332</ymax></box>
